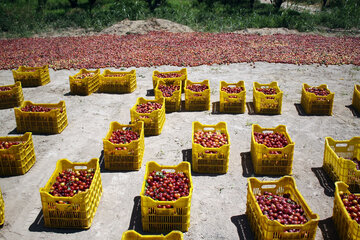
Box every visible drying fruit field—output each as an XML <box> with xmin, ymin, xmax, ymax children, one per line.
<box><xmin>0</xmin><ymin>32</ymin><xmax>359</xmax><ymax>239</ymax></box>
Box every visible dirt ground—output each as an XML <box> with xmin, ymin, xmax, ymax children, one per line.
<box><xmin>0</xmin><ymin>62</ymin><xmax>359</xmax><ymax>239</ymax></box>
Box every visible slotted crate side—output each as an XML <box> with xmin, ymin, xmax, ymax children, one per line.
<box><xmin>121</xmin><ymin>230</ymin><xmax>183</xmax><ymax>240</ymax></box>
<box><xmin>0</xmin><ymin>132</ymin><xmax>36</xmax><ymax>176</ymax></box>
<box><xmin>219</xmin><ymin>81</ymin><xmax>246</xmax><ymax>113</ymax></box>
<box><xmin>333</xmin><ymin>182</ymin><xmax>360</xmax><ymax>240</ymax></box>
<box><xmin>246</xmin><ymin>176</ymin><xmax>319</xmax><ymax>240</ymax></box>
<box><xmin>184</xmin><ymin>80</ymin><xmax>211</xmax><ymax>111</ymax></box>
<box><xmin>353</xmin><ymin>85</ymin><xmax>360</xmax><ymax>114</ymax></box>
<box><xmin>152</xmin><ymin>68</ymin><xmax>187</xmax><ymax>90</ymax></box>
<box><xmin>99</xmin><ymin>69</ymin><xmax>136</xmax><ymax>93</ymax></box>
<box><xmin>39</xmin><ymin>158</ymin><xmax>102</xmax><ymax>229</ymax></box>
<box><xmin>69</xmin><ymin>69</ymin><xmax>100</xmax><ymax>96</ymax></box>
<box><xmin>301</xmin><ymin>83</ymin><xmax>334</xmax><ymax>115</ymax></box>
<box><xmin>323</xmin><ymin>137</ymin><xmax>360</xmax><ymax>190</ymax></box>
<box><xmin>141</xmin><ymin>161</ymin><xmax>193</xmax><ymax>232</ymax></box>
<box><xmin>130</xmin><ymin>98</ymin><xmax>166</xmax><ymax>136</ymax></box>
<box><xmin>103</xmin><ymin>121</ymin><xmax>145</xmax><ymax>171</ymax></box>
<box><xmin>14</xmin><ymin>101</ymin><xmax>68</xmax><ymax>134</ymax></box>
<box><xmin>154</xmin><ymin>79</ymin><xmax>182</xmax><ymax>112</ymax></box>
<box><xmin>0</xmin><ymin>187</ymin><xmax>4</xmax><ymax>226</ymax></box>
<box><xmin>191</xmin><ymin>121</ymin><xmax>230</xmax><ymax>174</ymax></box>
<box><xmin>0</xmin><ymin>81</ymin><xmax>24</xmax><ymax>109</ymax></box>
<box><xmin>12</xmin><ymin>65</ymin><xmax>50</xmax><ymax>87</ymax></box>
<box><xmin>253</xmin><ymin>82</ymin><xmax>283</xmax><ymax>115</ymax></box>
<box><xmin>251</xmin><ymin>124</ymin><xmax>294</xmax><ymax>175</ymax></box>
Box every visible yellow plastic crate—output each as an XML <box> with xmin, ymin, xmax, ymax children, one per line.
<box><xmin>333</xmin><ymin>181</ymin><xmax>360</xmax><ymax>240</ymax></box>
<box><xmin>246</xmin><ymin>176</ymin><xmax>319</xmax><ymax>240</ymax></box>
<box><xmin>0</xmin><ymin>81</ymin><xmax>24</xmax><ymax>109</ymax></box>
<box><xmin>103</xmin><ymin>121</ymin><xmax>145</xmax><ymax>171</ymax></box>
<box><xmin>251</xmin><ymin>124</ymin><xmax>294</xmax><ymax>175</ymax></box>
<box><xmin>152</xmin><ymin>68</ymin><xmax>187</xmax><ymax>90</ymax></box>
<box><xmin>0</xmin><ymin>132</ymin><xmax>36</xmax><ymax>176</ymax></box>
<box><xmin>14</xmin><ymin>101</ymin><xmax>68</xmax><ymax>134</ymax></box>
<box><xmin>353</xmin><ymin>85</ymin><xmax>360</xmax><ymax>114</ymax></box>
<box><xmin>0</xmin><ymin>187</ymin><xmax>4</xmax><ymax>226</ymax></box>
<box><xmin>154</xmin><ymin>79</ymin><xmax>182</xmax><ymax>112</ymax></box>
<box><xmin>69</xmin><ymin>69</ymin><xmax>100</xmax><ymax>96</ymax></box>
<box><xmin>253</xmin><ymin>82</ymin><xmax>283</xmax><ymax>115</ymax></box>
<box><xmin>121</xmin><ymin>230</ymin><xmax>183</xmax><ymax>240</ymax></box>
<box><xmin>130</xmin><ymin>97</ymin><xmax>166</xmax><ymax>136</ymax></box>
<box><xmin>323</xmin><ymin>137</ymin><xmax>360</xmax><ymax>191</ymax></box>
<box><xmin>12</xmin><ymin>65</ymin><xmax>50</xmax><ymax>87</ymax></box>
<box><xmin>301</xmin><ymin>83</ymin><xmax>334</xmax><ymax>115</ymax></box>
<box><xmin>99</xmin><ymin>69</ymin><xmax>136</xmax><ymax>93</ymax></box>
<box><xmin>192</xmin><ymin>121</ymin><xmax>230</xmax><ymax>174</ymax></box>
<box><xmin>184</xmin><ymin>80</ymin><xmax>210</xmax><ymax>111</ymax></box>
<box><xmin>141</xmin><ymin>161</ymin><xmax>193</xmax><ymax>232</ymax></box>
<box><xmin>39</xmin><ymin>158</ymin><xmax>103</xmax><ymax>229</ymax></box>
<box><xmin>219</xmin><ymin>81</ymin><xmax>246</xmax><ymax>114</ymax></box>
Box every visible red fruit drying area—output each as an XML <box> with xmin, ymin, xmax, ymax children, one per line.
<box><xmin>0</xmin><ymin>32</ymin><xmax>359</xmax><ymax>70</ymax></box>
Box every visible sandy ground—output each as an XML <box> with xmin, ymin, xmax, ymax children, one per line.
<box><xmin>0</xmin><ymin>63</ymin><xmax>360</xmax><ymax>239</ymax></box>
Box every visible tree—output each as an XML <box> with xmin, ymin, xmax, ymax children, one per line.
<box><xmin>37</xmin><ymin>0</ymin><xmax>47</xmax><ymax>12</ymax></box>
<box><xmin>69</xmin><ymin>0</ymin><xmax>78</xmax><ymax>8</ymax></box>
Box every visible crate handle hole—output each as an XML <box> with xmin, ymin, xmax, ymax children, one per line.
<box><xmin>161</xmin><ymin>169</ymin><xmax>175</xmax><ymax>173</ymax></box>
<box><xmin>336</xmin><ymin>143</ymin><xmax>348</xmax><ymax>148</ymax></box>
<box><xmin>74</xmin><ymin>166</ymin><xmax>87</xmax><ymax>170</ymax></box>
<box><xmin>204</xmin><ymin>127</ymin><xmax>215</xmax><ymax>131</ymax></box>
<box><xmin>261</xmin><ymin>184</ymin><xmax>277</xmax><ymax>190</ymax></box>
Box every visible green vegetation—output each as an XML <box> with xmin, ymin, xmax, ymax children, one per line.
<box><xmin>0</xmin><ymin>0</ymin><xmax>359</xmax><ymax>38</ymax></box>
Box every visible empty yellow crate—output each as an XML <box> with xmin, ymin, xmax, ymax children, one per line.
<box><xmin>0</xmin><ymin>81</ymin><xmax>24</xmax><ymax>109</ymax></box>
<box><xmin>0</xmin><ymin>132</ymin><xmax>36</xmax><ymax>176</ymax></box>
<box><xmin>192</xmin><ymin>121</ymin><xmax>230</xmax><ymax>174</ymax></box>
<box><xmin>184</xmin><ymin>80</ymin><xmax>210</xmax><ymax>111</ymax></box>
<box><xmin>301</xmin><ymin>83</ymin><xmax>334</xmax><ymax>115</ymax></box>
<box><xmin>121</xmin><ymin>230</ymin><xmax>183</xmax><ymax>240</ymax></box>
<box><xmin>0</xmin><ymin>187</ymin><xmax>4</xmax><ymax>226</ymax></box>
<box><xmin>103</xmin><ymin>121</ymin><xmax>145</xmax><ymax>171</ymax></box>
<box><xmin>12</xmin><ymin>65</ymin><xmax>50</xmax><ymax>87</ymax></box>
<box><xmin>69</xmin><ymin>69</ymin><xmax>100</xmax><ymax>95</ymax></box>
<box><xmin>251</xmin><ymin>124</ymin><xmax>294</xmax><ymax>175</ymax></box>
<box><xmin>130</xmin><ymin>97</ymin><xmax>166</xmax><ymax>136</ymax></box>
<box><xmin>99</xmin><ymin>69</ymin><xmax>136</xmax><ymax>93</ymax></box>
<box><xmin>154</xmin><ymin>79</ymin><xmax>182</xmax><ymax>112</ymax></box>
<box><xmin>353</xmin><ymin>85</ymin><xmax>360</xmax><ymax>114</ymax></box>
<box><xmin>333</xmin><ymin>181</ymin><xmax>360</xmax><ymax>240</ymax></box>
<box><xmin>246</xmin><ymin>176</ymin><xmax>319</xmax><ymax>240</ymax></box>
<box><xmin>219</xmin><ymin>81</ymin><xmax>246</xmax><ymax>114</ymax></box>
<box><xmin>253</xmin><ymin>82</ymin><xmax>283</xmax><ymax>114</ymax></box>
<box><xmin>323</xmin><ymin>137</ymin><xmax>360</xmax><ymax>191</ymax></box>
<box><xmin>141</xmin><ymin>161</ymin><xmax>193</xmax><ymax>232</ymax></box>
<box><xmin>14</xmin><ymin>101</ymin><xmax>68</xmax><ymax>134</ymax></box>
<box><xmin>152</xmin><ymin>68</ymin><xmax>187</xmax><ymax>90</ymax></box>
<box><xmin>39</xmin><ymin>158</ymin><xmax>103</xmax><ymax>229</ymax></box>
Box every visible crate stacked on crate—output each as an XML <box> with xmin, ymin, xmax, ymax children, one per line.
<box><xmin>0</xmin><ymin>82</ymin><xmax>24</xmax><ymax>109</ymax></box>
<box><xmin>253</xmin><ymin>82</ymin><xmax>283</xmax><ymax>114</ymax></box>
<box><xmin>184</xmin><ymin>80</ymin><xmax>210</xmax><ymax>111</ymax></box>
<box><xmin>192</xmin><ymin>121</ymin><xmax>230</xmax><ymax>174</ymax></box>
<box><xmin>12</xmin><ymin>65</ymin><xmax>50</xmax><ymax>87</ymax></box>
<box><xmin>219</xmin><ymin>81</ymin><xmax>246</xmax><ymax>114</ymax></box>
<box><xmin>141</xmin><ymin>161</ymin><xmax>193</xmax><ymax>232</ymax></box>
<box><xmin>99</xmin><ymin>69</ymin><xmax>136</xmax><ymax>93</ymax></box>
<box><xmin>121</xmin><ymin>230</ymin><xmax>183</xmax><ymax>240</ymax></box>
<box><xmin>14</xmin><ymin>101</ymin><xmax>68</xmax><ymax>134</ymax></box>
<box><xmin>152</xmin><ymin>69</ymin><xmax>187</xmax><ymax>91</ymax></box>
<box><xmin>0</xmin><ymin>132</ymin><xmax>36</xmax><ymax>176</ymax></box>
<box><xmin>0</xmin><ymin>187</ymin><xmax>4</xmax><ymax>226</ymax></box>
<box><xmin>301</xmin><ymin>83</ymin><xmax>334</xmax><ymax>115</ymax></box>
<box><xmin>154</xmin><ymin>78</ymin><xmax>182</xmax><ymax>112</ymax></box>
<box><xmin>69</xmin><ymin>69</ymin><xmax>100</xmax><ymax>96</ymax></box>
<box><xmin>246</xmin><ymin>176</ymin><xmax>319</xmax><ymax>240</ymax></box>
<box><xmin>251</xmin><ymin>124</ymin><xmax>295</xmax><ymax>175</ymax></box>
<box><xmin>39</xmin><ymin>158</ymin><xmax>102</xmax><ymax>229</ymax></box>
<box><xmin>130</xmin><ymin>97</ymin><xmax>165</xmax><ymax>136</ymax></box>
<box><xmin>333</xmin><ymin>181</ymin><xmax>360</xmax><ymax>240</ymax></box>
<box><xmin>323</xmin><ymin>137</ymin><xmax>360</xmax><ymax>191</ymax></box>
<box><xmin>103</xmin><ymin>121</ymin><xmax>145</xmax><ymax>171</ymax></box>
<box><xmin>353</xmin><ymin>84</ymin><xmax>360</xmax><ymax>114</ymax></box>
